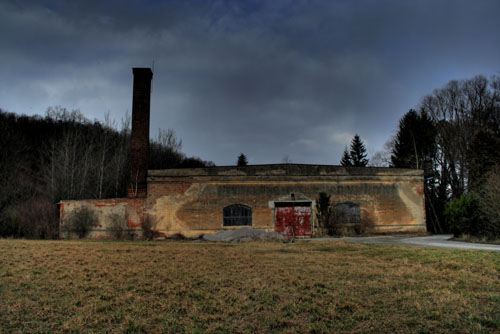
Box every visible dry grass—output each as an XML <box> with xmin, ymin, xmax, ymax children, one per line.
<box><xmin>1</xmin><ymin>239</ymin><xmax>499</xmax><ymax>334</ymax></box>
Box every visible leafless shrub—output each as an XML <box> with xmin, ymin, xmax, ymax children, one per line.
<box><xmin>141</xmin><ymin>215</ymin><xmax>158</xmax><ymax>240</ymax></box>
<box><xmin>126</xmin><ymin>230</ymin><xmax>137</xmax><ymax>241</ymax></box>
<box><xmin>3</xmin><ymin>197</ymin><xmax>59</xmax><ymax>239</ymax></box>
<box><xmin>21</xmin><ymin>197</ymin><xmax>59</xmax><ymax>239</ymax></box>
<box><xmin>63</xmin><ymin>206</ymin><xmax>98</xmax><ymax>239</ymax></box>
<box><xmin>108</xmin><ymin>212</ymin><xmax>128</xmax><ymax>240</ymax></box>
<box><xmin>353</xmin><ymin>211</ymin><xmax>376</xmax><ymax>235</ymax></box>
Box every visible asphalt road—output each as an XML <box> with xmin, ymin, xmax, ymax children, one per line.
<box><xmin>312</xmin><ymin>234</ymin><xmax>500</xmax><ymax>252</ymax></box>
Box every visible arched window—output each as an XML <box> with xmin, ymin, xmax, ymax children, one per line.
<box><xmin>223</xmin><ymin>204</ymin><xmax>252</xmax><ymax>226</ymax></box>
<box><xmin>332</xmin><ymin>203</ymin><xmax>361</xmax><ymax>224</ymax></box>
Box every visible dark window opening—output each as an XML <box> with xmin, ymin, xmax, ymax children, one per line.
<box><xmin>332</xmin><ymin>203</ymin><xmax>361</xmax><ymax>224</ymax></box>
<box><xmin>223</xmin><ymin>204</ymin><xmax>252</xmax><ymax>226</ymax></box>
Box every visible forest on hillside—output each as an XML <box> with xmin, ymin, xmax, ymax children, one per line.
<box><xmin>0</xmin><ymin>107</ymin><xmax>214</xmax><ymax>238</ymax></box>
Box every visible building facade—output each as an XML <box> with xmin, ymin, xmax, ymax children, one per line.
<box><xmin>60</xmin><ymin>164</ymin><xmax>426</xmax><ymax>238</ymax></box>
<box><xmin>59</xmin><ymin>68</ymin><xmax>426</xmax><ymax>238</ymax></box>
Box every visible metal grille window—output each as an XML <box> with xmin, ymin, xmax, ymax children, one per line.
<box><xmin>332</xmin><ymin>203</ymin><xmax>361</xmax><ymax>224</ymax></box>
<box><xmin>223</xmin><ymin>204</ymin><xmax>252</xmax><ymax>226</ymax></box>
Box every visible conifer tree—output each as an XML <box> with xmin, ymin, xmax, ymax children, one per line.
<box><xmin>391</xmin><ymin>109</ymin><xmax>435</xmax><ymax>171</ymax></box>
<box><xmin>340</xmin><ymin>147</ymin><xmax>352</xmax><ymax>166</ymax></box>
<box><xmin>349</xmin><ymin>134</ymin><xmax>369</xmax><ymax>167</ymax></box>
<box><xmin>391</xmin><ymin>109</ymin><xmax>440</xmax><ymax>233</ymax></box>
<box><xmin>237</xmin><ymin>153</ymin><xmax>248</xmax><ymax>166</ymax></box>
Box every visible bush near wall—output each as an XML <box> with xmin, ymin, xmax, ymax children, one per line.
<box><xmin>445</xmin><ymin>170</ymin><xmax>500</xmax><ymax>239</ymax></box>
<box><xmin>141</xmin><ymin>215</ymin><xmax>159</xmax><ymax>240</ymax></box>
<box><xmin>0</xmin><ymin>197</ymin><xmax>59</xmax><ymax>239</ymax></box>
<box><xmin>474</xmin><ymin>168</ymin><xmax>500</xmax><ymax>237</ymax></box>
<box><xmin>62</xmin><ymin>206</ymin><xmax>99</xmax><ymax>239</ymax></box>
<box><xmin>108</xmin><ymin>212</ymin><xmax>130</xmax><ymax>240</ymax></box>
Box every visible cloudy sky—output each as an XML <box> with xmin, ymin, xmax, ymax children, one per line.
<box><xmin>1</xmin><ymin>0</ymin><xmax>500</xmax><ymax>166</ymax></box>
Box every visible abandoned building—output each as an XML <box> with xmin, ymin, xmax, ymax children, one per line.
<box><xmin>59</xmin><ymin>68</ymin><xmax>426</xmax><ymax>238</ymax></box>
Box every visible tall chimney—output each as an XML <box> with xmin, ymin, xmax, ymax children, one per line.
<box><xmin>128</xmin><ymin>68</ymin><xmax>153</xmax><ymax>198</ymax></box>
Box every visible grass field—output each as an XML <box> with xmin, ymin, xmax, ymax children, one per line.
<box><xmin>1</xmin><ymin>239</ymin><xmax>499</xmax><ymax>334</ymax></box>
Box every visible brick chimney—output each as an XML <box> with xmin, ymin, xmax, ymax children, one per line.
<box><xmin>128</xmin><ymin>68</ymin><xmax>153</xmax><ymax>198</ymax></box>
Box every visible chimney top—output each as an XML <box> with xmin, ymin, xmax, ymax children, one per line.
<box><xmin>132</xmin><ymin>68</ymin><xmax>153</xmax><ymax>78</ymax></box>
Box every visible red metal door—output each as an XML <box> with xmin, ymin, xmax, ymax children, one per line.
<box><xmin>275</xmin><ymin>204</ymin><xmax>312</xmax><ymax>238</ymax></box>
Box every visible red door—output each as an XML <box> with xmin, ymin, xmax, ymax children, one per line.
<box><xmin>275</xmin><ymin>203</ymin><xmax>312</xmax><ymax>238</ymax></box>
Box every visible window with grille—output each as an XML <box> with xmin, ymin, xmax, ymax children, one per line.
<box><xmin>332</xmin><ymin>203</ymin><xmax>361</xmax><ymax>224</ymax></box>
<box><xmin>223</xmin><ymin>204</ymin><xmax>252</xmax><ymax>226</ymax></box>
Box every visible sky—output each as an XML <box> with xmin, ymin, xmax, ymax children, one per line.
<box><xmin>1</xmin><ymin>0</ymin><xmax>500</xmax><ymax>166</ymax></box>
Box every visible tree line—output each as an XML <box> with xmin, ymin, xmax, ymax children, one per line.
<box><xmin>2</xmin><ymin>73</ymin><xmax>498</xmax><ymax>240</ymax></box>
<box><xmin>0</xmin><ymin>106</ymin><xmax>214</xmax><ymax>238</ymax></box>
<box><xmin>387</xmin><ymin>75</ymin><xmax>500</xmax><ymax>237</ymax></box>
<box><xmin>333</xmin><ymin>75</ymin><xmax>499</xmax><ymax>237</ymax></box>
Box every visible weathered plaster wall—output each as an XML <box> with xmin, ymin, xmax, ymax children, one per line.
<box><xmin>59</xmin><ymin>198</ymin><xmax>145</xmax><ymax>239</ymax></box>
<box><xmin>146</xmin><ymin>165</ymin><xmax>426</xmax><ymax>237</ymax></box>
<box><xmin>59</xmin><ymin>165</ymin><xmax>426</xmax><ymax>239</ymax></box>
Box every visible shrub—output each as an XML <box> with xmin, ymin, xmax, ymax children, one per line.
<box><xmin>0</xmin><ymin>206</ymin><xmax>22</xmax><ymax>238</ymax></box>
<box><xmin>473</xmin><ymin>168</ymin><xmax>500</xmax><ymax>237</ymax></box>
<box><xmin>20</xmin><ymin>198</ymin><xmax>59</xmax><ymax>239</ymax></box>
<box><xmin>446</xmin><ymin>176</ymin><xmax>500</xmax><ymax>239</ymax></box>
<box><xmin>444</xmin><ymin>194</ymin><xmax>477</xmax><ymax>237</ymax></box>
<box><xmin>63</xmin><ymin>206</ymin><xmax>99</xmax><ymax>238</ymax></box>
<box><xmin>108</xmin><ymin>212</ymin><xmax>128</xmax><ymax>240</ymax></box>
<box><xmin>0</xmin><ymin>198</ymin><xmax>59</xmax><ymax>239</ymax></box>
<box><xmin>141</xmin><ymin>215</ymin><xmax>158</xmax><ymax>240</ymax></box>
<box><xmin>315</xmin><ymin>192</ymin><xmax>332</xmax><ymax>235</ymax></box>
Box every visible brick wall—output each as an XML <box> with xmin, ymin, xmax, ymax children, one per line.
<box><xmin>128</xmin><ymin>68</ymin><xmax>153</xmax><ymax>198</ymax></box>
<box><xmin>59</xmin><ymin>198</ymin><xmax>145</xmax><ymax>239</ymax></box>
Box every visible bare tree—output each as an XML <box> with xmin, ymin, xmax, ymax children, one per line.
<box><xmin>370</xmin><ymin>138</ymin><xmax>394</xmax><ymax>167</ymax></box>
<box><xmin>110</xmin><ymin>113</ymin><xmax>130</xmax><ymax>197</ymax></box>
<box><xmin>421</xmin><ymin>75</ymin><xmax>500</xmax><ymax>198</ymax></box>
<box><xmin>155</xmin><ymin>128</ymin><xmax>182</xmax><ymax>153</ymax></box>
<box><xmin>281</xmin><ymin>155</ymin><xmax>292</xmax><ymax>163</ymax></box>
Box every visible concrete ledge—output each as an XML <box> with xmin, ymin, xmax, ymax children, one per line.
<box><xmin>148</xmin><ymin>164</ymin><xmax>424</xmax><ymax>179</ymax></box>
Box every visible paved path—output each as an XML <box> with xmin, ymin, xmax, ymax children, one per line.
<box><xmin>311</xmin><ymin>234</ymin><xmax>500</xmax><ymax>252</ymax></box>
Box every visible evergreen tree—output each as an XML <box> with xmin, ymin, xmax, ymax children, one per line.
<box><xmin>391</xmin><ymin>109</ymin><xmax>436</xmax><ymax>171</ymax></box>
<box><xmin>349</xmin><ymin>134</ymin><xmax>369</xmax><ymax>167</ymax></box>
<box><xmin>340</xmin><ymin>147</ymin><xmax>352</xmax><ymax>166</ymax></box>
<box><xmin>237</xmin><ymin>153</ymin><xmax>248</xmax><ymax>166</ymax></box>
<box><xmin>391</xmin><ymin>109</ymin><xmax>441</xmax><ymax>233</ymax></box>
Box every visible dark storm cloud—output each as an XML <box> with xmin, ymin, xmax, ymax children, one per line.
<box><xmin>1</xmin><ymin>0</ymin><xmax>500</xmax><ymax>165</ymax></box>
